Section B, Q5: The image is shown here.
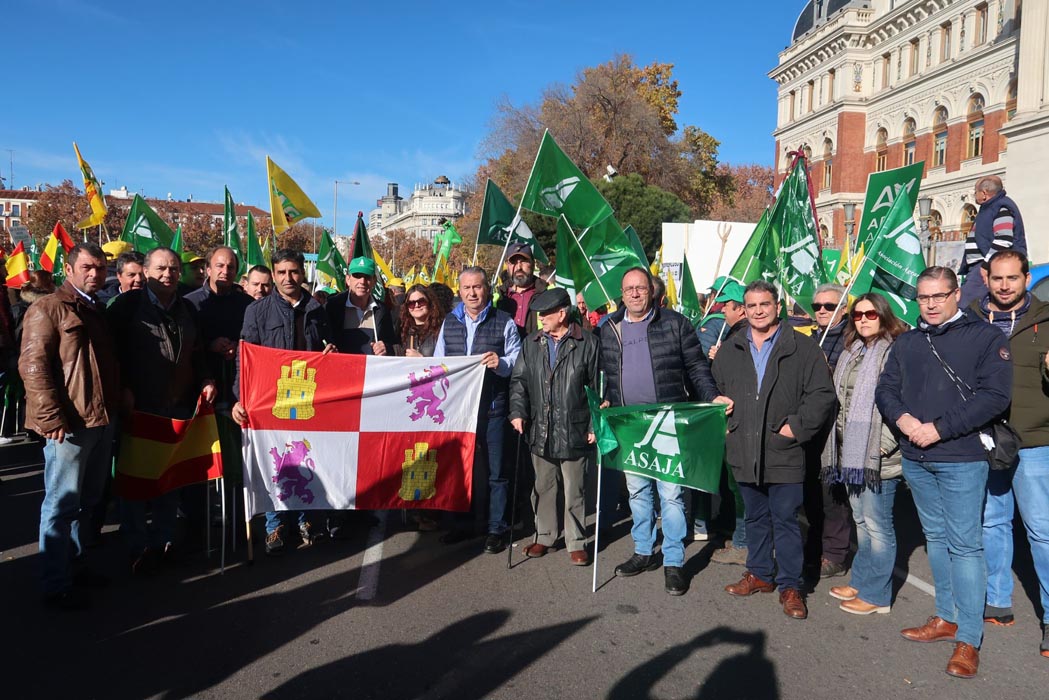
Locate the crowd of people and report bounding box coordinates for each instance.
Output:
[0,176,1044,680]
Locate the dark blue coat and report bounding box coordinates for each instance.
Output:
[875,310,1012,462]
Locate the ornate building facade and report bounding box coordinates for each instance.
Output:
[367,176,468,242]
[770,0,1039,260]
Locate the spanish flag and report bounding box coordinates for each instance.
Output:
[266,156,321,235]
[4,241,31,288]
[73,142,108,229]
[115,401,224,500]
[40,222,75,273]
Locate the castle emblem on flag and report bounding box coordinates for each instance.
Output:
[400,442,438,501]
[406,364,450,424]
[271,439,317,504]
[273,360,317,420]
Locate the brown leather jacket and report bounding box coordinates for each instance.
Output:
[18,281,120,433]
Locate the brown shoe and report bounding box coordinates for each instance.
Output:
[569,550,589,566]
[725,571,776,597]
[945,642,979,678]
[901,616,958,643]
[523,543,548,558]
[780,588,808,619]
[829,585,858,601]
[840,597,890,615]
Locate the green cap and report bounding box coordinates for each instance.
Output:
[347,256,376,276]
[714,280,744,304]
[181,251,203,264]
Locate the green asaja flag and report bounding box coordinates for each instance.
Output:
[623,224,648,267]
[316,228,348,292]
[520,130,613,230]
[350,212,384,301]
[770,156,826,312]
[120,194,175,253]
[850,185,924,324]
[855,162,925,254]
[245,211,266,268]
[555,214,644,309]
[726,206,777,286]
[223,187,245,263]
[476,179,549,264]
[678,254,703,328]
[586,388,726,493]
[171,225,184,257]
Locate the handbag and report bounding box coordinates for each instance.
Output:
[925,334,1021,471]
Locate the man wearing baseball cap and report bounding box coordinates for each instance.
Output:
[325,256,399,357]
[496,242,547,338]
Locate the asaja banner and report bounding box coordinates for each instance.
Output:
[855,162,925,253]
[240,343,486,516]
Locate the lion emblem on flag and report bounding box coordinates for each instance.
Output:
[270,439,316,504]
[406,364,451,424]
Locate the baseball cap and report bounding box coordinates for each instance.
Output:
[347,256,376,276]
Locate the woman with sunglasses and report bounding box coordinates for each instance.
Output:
[822,292,908,614]
[399,285,443,358]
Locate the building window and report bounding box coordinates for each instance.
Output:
[975,4,988,46]
[930,210,943,240]
[788,91,796,122]
[881,53,891,88]
[875,128,888,172]
[10,204,19,216]
[941,23,952,62]
[909,39,920,76]
[961,205,978,236]
[933,106,948,167]
[807,80,815,112]
[903,118,917,166]
[967,94,985,159]
[1006,80,1017,121]
[822,138,833,189]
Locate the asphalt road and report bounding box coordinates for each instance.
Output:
[3,446,1048,700]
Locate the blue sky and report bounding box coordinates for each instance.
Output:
[4,0,803,233]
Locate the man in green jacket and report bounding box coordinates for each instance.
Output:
[972,250,1049,657]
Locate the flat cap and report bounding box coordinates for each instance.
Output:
[530,287,571,314]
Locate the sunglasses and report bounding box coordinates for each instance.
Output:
[406,298,429,309]
[811,302,838,313]
[851,309,879,321]
[350,273,373,281]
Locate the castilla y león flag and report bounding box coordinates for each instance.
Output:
[239,343,485,516]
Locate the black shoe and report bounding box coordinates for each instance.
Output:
[483,533,508,554]
[440,528,476,545]
[43,589,90,611]
[984,604,1015,626]
[664,566,689,596]
[265,526,286,556]
[73,568,111,589]
[299,521,324,546]
[615,554,657,577]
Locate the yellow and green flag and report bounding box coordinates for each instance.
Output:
[73,142,107,229]
[266,156,321,234]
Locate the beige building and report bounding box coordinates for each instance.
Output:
[368,176,467,242]
[770,0,1046,262]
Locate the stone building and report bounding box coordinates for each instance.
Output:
[368,176,467,242]
[769,0,1045,261]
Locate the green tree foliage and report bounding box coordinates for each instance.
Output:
[595,173,691,259]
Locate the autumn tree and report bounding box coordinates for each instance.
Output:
[707,164,775,223]
[25,180,124,247]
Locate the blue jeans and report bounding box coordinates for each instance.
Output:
[264,510,311,535]
[738,482,804,591]
[626,474,686,567]
[848,478,900,608]
[986,445,1049,622]
[120,491,180,556]
[459,415,508,534]
[903,458,988,647]
[39,424,115,595]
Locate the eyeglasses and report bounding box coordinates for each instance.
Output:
[851,309,879,321]
[916,291,955,304]
[406,298,429,309]
[621,285,650,296]
[350,273,373,281]
[811,302,838,313]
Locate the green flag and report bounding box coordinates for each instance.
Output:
[586,387,726,494]
[520,131,613,230]
[476,179,549,264]
[623,225,648,267]
[223,187,245,263]
[351,212,384,301]
[770,157,826,311]
[850,186,925,324]
[678,255,703,327]
[726,207,777,286]
[855,162,925,254]
[26,235,41,270]
[120,194,175,252]
[554,214,644,309]
[245,211,266,268]
[316,228,348,292]
[171,225,184,257]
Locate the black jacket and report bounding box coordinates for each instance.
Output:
[599,305,718,406]
[325,292,400,355]
[508,323,599,459]
[184,284,253,405]
[234,292,331,400]
[876,309,1013,462]
[712,323,836,484]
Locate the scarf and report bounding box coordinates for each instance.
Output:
[822,337,891,492]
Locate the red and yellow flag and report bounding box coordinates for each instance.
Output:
[73,142,108,229]
[4,241,31,288]
[41,222,75,273]
[115,401,223,500]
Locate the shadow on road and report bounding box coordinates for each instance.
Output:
[606,626,779,700]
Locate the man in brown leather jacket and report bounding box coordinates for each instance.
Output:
[19,242,120,610]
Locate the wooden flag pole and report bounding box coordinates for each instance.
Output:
[591,371,606,594]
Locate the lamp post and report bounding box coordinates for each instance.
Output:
[918,196,933,265]
[843,202,856,250]
[333,179,361,238]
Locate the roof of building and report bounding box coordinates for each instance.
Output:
[792,0,869,43]
[0,189,42,200]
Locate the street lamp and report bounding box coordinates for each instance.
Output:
[333,179,361,238]
[918,196,933,265]
[843,202,856,249]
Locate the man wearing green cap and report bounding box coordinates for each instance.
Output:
[698,280,746,359]
[179,252,205,296]
[325,256,399,356]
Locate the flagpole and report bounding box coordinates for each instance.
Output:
[568,216,616,309]
[243,432,254,563]
[492,130,547,280]
[818,259,867,347]
[592,371,606,594]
